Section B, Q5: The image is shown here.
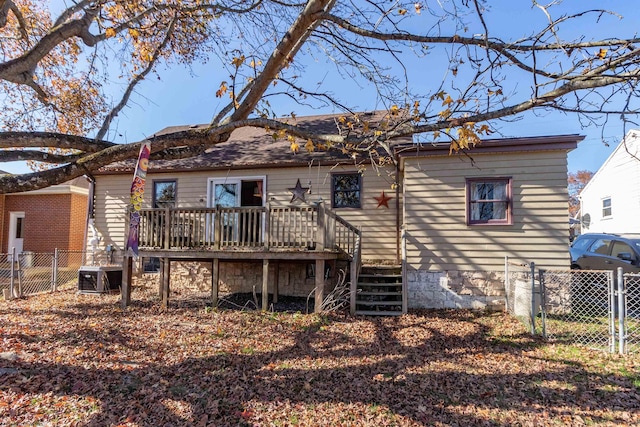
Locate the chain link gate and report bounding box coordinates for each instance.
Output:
[538,269,615,352]
[621,273,639,353]
[505,256,638,354]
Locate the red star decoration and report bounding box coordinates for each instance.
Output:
[374,191,393,208]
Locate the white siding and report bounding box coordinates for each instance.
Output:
[403,150,571,271]
[580,131,640,234]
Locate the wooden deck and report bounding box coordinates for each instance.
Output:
[121,204,362,313]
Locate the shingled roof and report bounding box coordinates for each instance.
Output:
[98,112,409,174]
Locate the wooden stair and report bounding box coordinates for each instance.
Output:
[354,265,404,316]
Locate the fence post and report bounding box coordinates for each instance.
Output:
[52,248,59,292]
[540,269,546,339]
[504,256,509,310]
[9,247,15,299]
[607,270,616,354]
[530,261,536,335]
[617,267,625,355]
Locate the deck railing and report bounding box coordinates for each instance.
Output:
[137,204,360,258]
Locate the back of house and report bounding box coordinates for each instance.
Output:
[88,114,581,312]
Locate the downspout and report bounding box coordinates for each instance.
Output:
[82,175,95,265]
[395,160,402,264]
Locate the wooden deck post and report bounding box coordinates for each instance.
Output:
[211,258,219,307]
[120,254,133,309]
[214,207,221,250]
[315,258,325,313]
[161,257,170,309]
[262,259,269,311]
[264,202,270,250]
[273,262,279,304]
[316,203,325,251]
[163,208,171,249]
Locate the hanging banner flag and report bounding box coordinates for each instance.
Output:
[126,142,151,257]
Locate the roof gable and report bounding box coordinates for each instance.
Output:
[580,129,640,196]
[99,112,410,174]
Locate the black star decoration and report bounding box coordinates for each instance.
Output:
[288,179,309,203]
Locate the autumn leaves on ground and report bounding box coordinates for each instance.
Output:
[0,288,638,427]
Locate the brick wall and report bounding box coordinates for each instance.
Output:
[69,193,89,251]
[2,193,88,253]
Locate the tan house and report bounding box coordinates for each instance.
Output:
[89,113,582,315]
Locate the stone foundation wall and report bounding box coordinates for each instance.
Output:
[407,269,505,311]
[132,260,344,298]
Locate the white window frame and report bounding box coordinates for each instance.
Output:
[206,176,266,242]
[602,197,612,219]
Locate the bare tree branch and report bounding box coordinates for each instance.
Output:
[96,15,179,140]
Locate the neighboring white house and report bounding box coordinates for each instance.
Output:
[579,130,640,234]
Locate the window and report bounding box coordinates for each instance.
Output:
[611,241,635,260]
[148,181,176,273]
[571,236,594,252]
[142,257,161,273]
[589,239,611,255]
[602,197,612,218]
[153,180,176,208]
[15,217,23,239]
[332,173,361,208]
[467,178,512,225]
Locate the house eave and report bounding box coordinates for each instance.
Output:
[93,158,364,176]
[396,134,584,159]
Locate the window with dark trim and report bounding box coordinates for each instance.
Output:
[142,257,161,273]
[602,197,612,218]
[466,178,512,225]
[153,180,177,208]
[332,173,362,208]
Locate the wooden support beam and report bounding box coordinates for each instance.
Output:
[315,258,325,313]
[120,255,132,309]
[273,262,279,304]
[262,259,269,311]
[161,257,170,309]
[211,258,219,308]
[350,259,357,315]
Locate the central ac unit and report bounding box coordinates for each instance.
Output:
[78,266,122,294]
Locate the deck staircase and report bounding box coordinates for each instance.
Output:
[354,265,405,316]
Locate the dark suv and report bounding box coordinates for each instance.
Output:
[570,233,640,273]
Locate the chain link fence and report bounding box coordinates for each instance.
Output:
[0,250,108,299]
[624,273,639,353]
[505,257,638,355]
[539,269,615,353]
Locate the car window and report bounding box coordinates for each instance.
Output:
[571,237,593,251]
[611,241,635,259]
[588,239,611,255]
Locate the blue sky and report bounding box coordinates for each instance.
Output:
[2,1,636,175]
